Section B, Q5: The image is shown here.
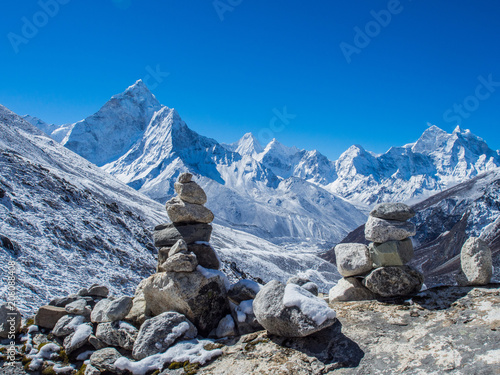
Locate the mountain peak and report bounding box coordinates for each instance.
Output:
[411,125,449,154]
[234,132,263,156]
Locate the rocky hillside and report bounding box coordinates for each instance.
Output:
[321,168,500,287]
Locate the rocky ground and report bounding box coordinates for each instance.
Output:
[2,284,498,375]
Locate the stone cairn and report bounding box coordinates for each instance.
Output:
[330,202,424,302]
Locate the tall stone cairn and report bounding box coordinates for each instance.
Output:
[329,202,424,302]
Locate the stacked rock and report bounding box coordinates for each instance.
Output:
[330,203,424,302]
[143,172,228,336]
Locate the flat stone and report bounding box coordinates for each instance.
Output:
[65,299,89,316]
[132,311,197,360]
[154,223,212,247]
[335,243,373,277]
[253,280,337,338]
[329,277,376,303]
[370,202,416,221]
[370,239,414,267]
[178,172,193,183]
[35,305,69,329]
[53,315,88,337]
[460,237,492,285]
[0,303,22,338]
[166,197,214,224]
[188,242,220,269]
[363,266,424,297]
[49,295,80,308]
[174,181,207,205]
[63,323,93,355]
[87,284,109,297]
[158,252,198,272]
[96,321,138,351]
[365,216,416,243]
[142,270,229,336]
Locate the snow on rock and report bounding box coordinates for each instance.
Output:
[282,283,336,326]
[115,339,223,375]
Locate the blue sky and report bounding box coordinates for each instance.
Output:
[1,0,500,159]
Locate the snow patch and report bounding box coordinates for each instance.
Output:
[283,283,336,325]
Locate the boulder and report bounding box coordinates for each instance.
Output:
[142,270,229,336]
[328,277,376,303]
[65,299,90,316]
[63,323,93,355]
[91,296,133,323]
[90,347,122,373]
[215,314,237,338]
[370,239,414,267]
[174,181,207,205]
[154,223,212,247]
[35,305,69,329]
[166,197,214,224]
[158,252,198,273]
[96,321,138,351]
[370,202,416,221]
[228,279,262,303]
[49,295,80,308]
[188,242,221,269]
[363,266,424,297]
[253,280,336,337]
[178,172,193,183]
[53,315,88,337]
[87,284,109,298]
[365,216,416,243]
[334,243,373,277]
[286,277,319,296]
[460,237,493,285]
[132,311,197,360]
[0,303,22,338]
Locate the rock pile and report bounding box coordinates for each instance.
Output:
[330,202,424,302]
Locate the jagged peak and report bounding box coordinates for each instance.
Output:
[233,132,264,156]
[110,79,161,108]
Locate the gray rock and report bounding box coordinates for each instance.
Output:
[168,239,189,257]
[370,202,415,221]
[88,334,107,350]
[158,252,198,273]
[84,364,101,375]
[124,279,150,326]
[87,284,109,297]
[228,279,261,303]
[77,287,89,296]
[174,181,207,205]
[370,239,414,267]
[365,216,416,243]
[90,347,122,373]
[286,277,319,296]
[460,237,492,285]
[0,303,22,339]
[49,295,80,308]
[215,314,237,338]
[96,321,138,351]
[166,197,214,224]
[63,323,93,355]
[188,242,220,269]
[91,296,132,323]
[132,311,197,360]
[143,270,229,336]
[335,243,373,277]
[328,277,376,303]
[253,280,337,337]
[35,305,69,329]
[106,296,133,322]
[154,223,213,247]
[64,299,90,316]
[363,266,424,297]
[178,172,193,183]
[53,314,89,337]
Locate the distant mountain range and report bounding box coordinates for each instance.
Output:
[24,80,500,249]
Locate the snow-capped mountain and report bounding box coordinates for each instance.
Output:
[35,81,366,248]
[29,81,500,248]
[0,105,342,314]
